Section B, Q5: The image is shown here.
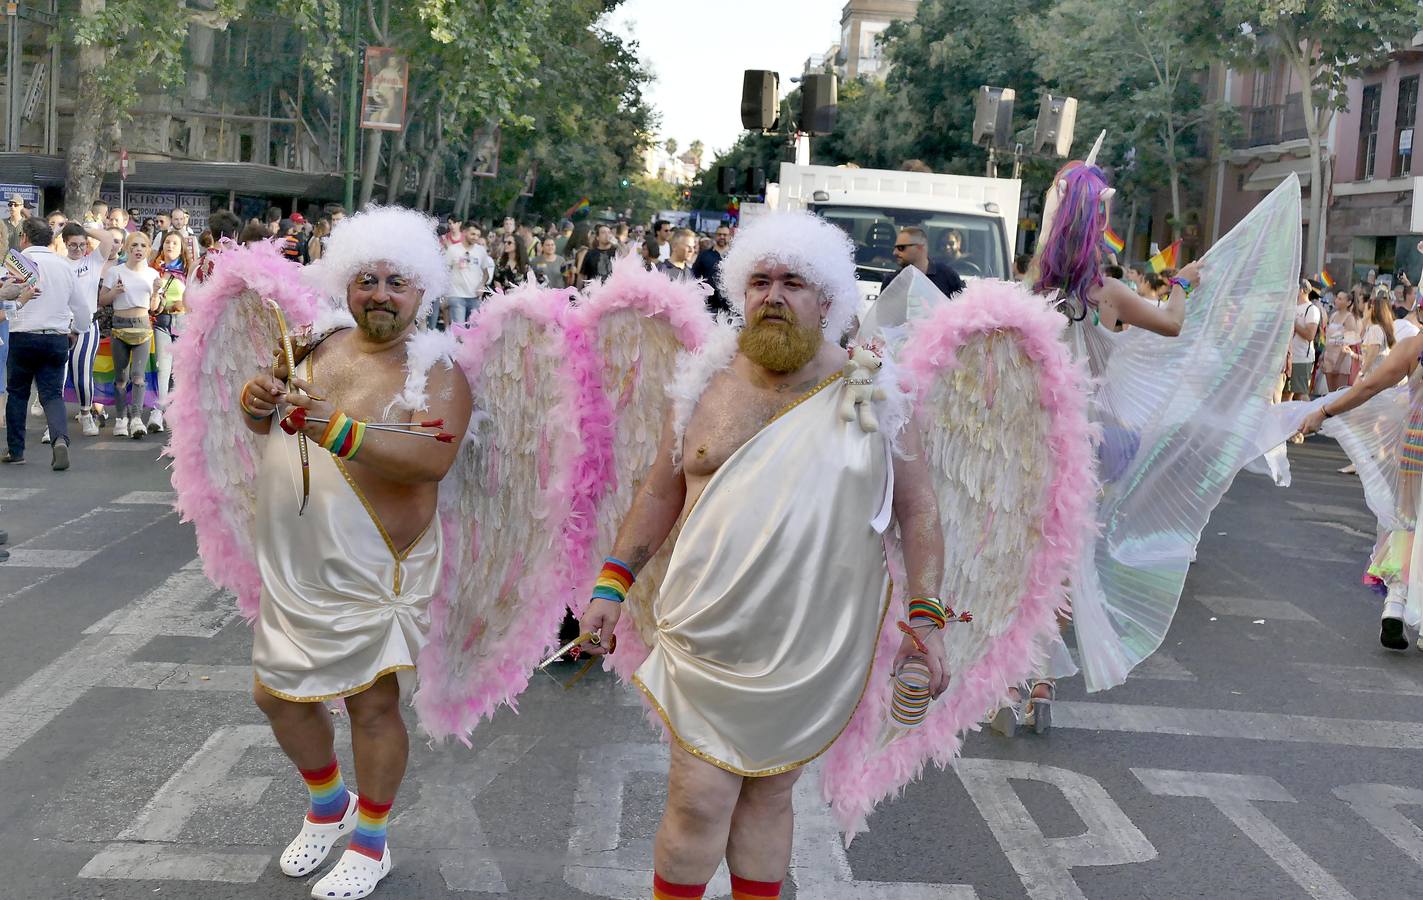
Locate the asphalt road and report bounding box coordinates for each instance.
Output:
[0,413,1418,900]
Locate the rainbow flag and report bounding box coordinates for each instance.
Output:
[1148,240,1182,274]
[1319,270,1335,289]
[563,197,590,218]
[63,336,160,409]
[1102,227,1125,255]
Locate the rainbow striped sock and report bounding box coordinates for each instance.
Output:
[652,873,706,899]
[348,795,393,861]
[730,874,782,899]
[298,758,349,824]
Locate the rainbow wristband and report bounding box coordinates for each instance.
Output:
[591,556,635,604]
[318,411,367,460]
[907,597,948,630]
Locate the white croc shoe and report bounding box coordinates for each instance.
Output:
[279,791,358,877]
[310,847,392,899]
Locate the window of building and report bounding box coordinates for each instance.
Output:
[1360,84,1383,180]
[1396,76,1419,177]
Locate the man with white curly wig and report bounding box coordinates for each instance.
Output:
[236,205,472,899]
[578,210,948,899]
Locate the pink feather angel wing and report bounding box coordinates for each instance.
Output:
[412,282,588,743]
[820,279,1098,841]
[166,242,321,619]
[562,255,715,680]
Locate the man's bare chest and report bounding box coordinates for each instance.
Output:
[681,373,817,478]
[308,343,409,421]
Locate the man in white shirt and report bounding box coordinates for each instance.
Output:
[4,217,86,469]
[441,222,494,327]
[1285,283,1322,404]
[60,222,117,436]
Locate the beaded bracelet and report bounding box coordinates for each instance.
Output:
[318,410,367,460]
[591,556,635,604]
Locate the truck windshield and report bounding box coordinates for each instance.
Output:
[811,205,1006,282]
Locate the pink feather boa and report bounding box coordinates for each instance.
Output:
[165,241,320,620]
[562,255,713,677]
[818,278,1097,841]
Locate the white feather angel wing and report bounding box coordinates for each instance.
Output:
[413,283,588,742]
[563,256,716,680]
[166,242,321,619]
[820,278,1097,841]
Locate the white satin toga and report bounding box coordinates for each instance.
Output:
[252,427,440,702]
[634,376,894,776]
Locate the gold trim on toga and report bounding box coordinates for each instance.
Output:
[633,375,894,776]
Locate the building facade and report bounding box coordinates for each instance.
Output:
[836,0,919,81]
[1205,34,1423,286]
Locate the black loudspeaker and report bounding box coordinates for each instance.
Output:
[718,166,740,194]
[800,73,838,135]
[745,168,766,195]
[973,86,1016,148]
[741,70,779,131]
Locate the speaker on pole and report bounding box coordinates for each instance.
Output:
[717,166,740,194]
[972,86,1016,148]
[1033,93,1078,157]
[800,73,838,136]
[741,70,779,132]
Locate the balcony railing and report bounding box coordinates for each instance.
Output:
[1235,96,1310,149]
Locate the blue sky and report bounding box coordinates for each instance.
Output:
[604,0,843,161]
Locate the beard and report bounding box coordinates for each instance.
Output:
[354,302,415,343]
[738,306,823,373]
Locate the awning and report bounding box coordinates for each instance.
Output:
[1243,157,1313,192]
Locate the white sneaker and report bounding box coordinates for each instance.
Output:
[310,847,392,899]
[41,429,50,445]
[129,419,147,439]
[28,398,41,417]
[80,413,98,437]
[113,416,129,438]
[147,409,165,433]
[279,791,358,877]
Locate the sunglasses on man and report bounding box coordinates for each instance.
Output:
[894,242,923,251]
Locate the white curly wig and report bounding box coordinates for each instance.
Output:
[301,205,451,320]
[717,209,860,338]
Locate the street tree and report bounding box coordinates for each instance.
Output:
[1028,0,1221,243]
[63,0,246,217]
[1198,0,1421,272]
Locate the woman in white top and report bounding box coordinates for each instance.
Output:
[1322,289,1362,391]
[97,232,158,438]
[1360,286,1398,380]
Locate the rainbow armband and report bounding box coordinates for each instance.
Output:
[319,410,367,460]
[592,556,635,604]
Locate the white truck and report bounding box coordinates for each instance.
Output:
[754,162,1021,304]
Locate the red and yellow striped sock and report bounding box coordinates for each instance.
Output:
[730,873,782,899]
[652,872,706,899]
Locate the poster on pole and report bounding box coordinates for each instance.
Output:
[360,47,408,132]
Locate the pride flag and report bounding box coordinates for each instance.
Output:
[1102,227,1125,255]
[563,197,590,218]
[1320,270,1336,289]
[1148,240,1182,274]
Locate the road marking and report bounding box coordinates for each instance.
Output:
[1334,783,1423,869]
[91,440,167,452]
[113,489,177,505]
[0,487,41,500]
[1195,595,1319,623]
[79,725,275,883]
[958,759,1155,900]
[393,734,542,892]
[1261,541,1358,565]
[1133,769,1357,900]
[0,558,206,763]
[1055,701,1423,748]
[1,548,99,568]
[83,561,230,637]
[1288,500,1374,521]
[0,505,175,606]
[1293,663,1423,697]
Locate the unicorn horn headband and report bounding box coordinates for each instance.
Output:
[1084,130,1106,168]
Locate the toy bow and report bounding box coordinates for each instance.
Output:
[265,298,310,515]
